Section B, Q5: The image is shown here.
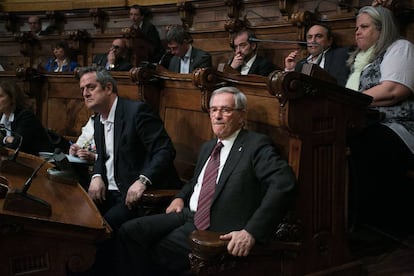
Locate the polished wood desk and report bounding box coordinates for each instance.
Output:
[0,150,109,276]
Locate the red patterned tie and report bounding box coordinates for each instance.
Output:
[194,142,223,230]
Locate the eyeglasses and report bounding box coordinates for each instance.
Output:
[111,45,121,49]
[209,106,242,116]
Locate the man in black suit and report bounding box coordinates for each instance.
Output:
[229,29,279,76]
[165,25,212,73]
[284,23,349,86]
[92,38,132,71]
[28,15,51,36]
[117,86,296,276]
[78,66,181,275]
[129,4,165,63]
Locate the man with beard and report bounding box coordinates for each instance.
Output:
[229,29,279,76]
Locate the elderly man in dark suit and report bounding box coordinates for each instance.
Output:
[92,38,132,71]
[229,29,279,76]
[284,23,349,86]
[117,86,296,276]
[78,66,181,275]
[165,25,212,73]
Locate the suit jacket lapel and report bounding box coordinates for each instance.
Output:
[248,58,259,74]
[323,49,333,72]
[113,98,125,168]
[192,139,217,186]
[189,48,199,72]
[212,130,247,201]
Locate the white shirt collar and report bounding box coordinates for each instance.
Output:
[241,54,257,75]
[100,96,118,125]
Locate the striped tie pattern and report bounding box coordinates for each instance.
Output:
[194,142,223,230]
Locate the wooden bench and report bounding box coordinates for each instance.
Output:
[130,65,373,275]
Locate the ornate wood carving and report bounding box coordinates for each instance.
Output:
[291,11,316,42]
[224,0,248,33]
[89,8,108,33]
[192,67,217,112]
[279,0,296,18]
[130,66,156,102]
[45,11,66,34]
[65,30,91,66]
[177,1,194,29]
[15,32,40,57]
[1,13,19,33]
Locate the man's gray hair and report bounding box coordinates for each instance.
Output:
[210,86,247,110]
[78,66,118,94]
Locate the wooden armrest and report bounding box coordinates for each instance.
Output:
[190,230,301,258]
[190,230,228,257]
[189,230,302,275]
[141,189,179,204]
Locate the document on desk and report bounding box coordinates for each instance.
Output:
[66,154,88,164]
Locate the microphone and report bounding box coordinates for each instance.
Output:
[248,37,321,46]
[3,156,52,217]
[158,50,172,65]
[21,158,48,194]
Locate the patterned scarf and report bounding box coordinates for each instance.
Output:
[345,46,375,91]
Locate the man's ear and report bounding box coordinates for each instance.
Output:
[251,42,257,51]
[105,82,113,94]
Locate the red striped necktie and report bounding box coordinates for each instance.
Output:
[194,141,224,230]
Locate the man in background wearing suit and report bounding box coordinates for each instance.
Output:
[229,29,279,76]
[28,15,50,36]
[78,66,181,275]
[117,86,296,276]
[129,4,165,63]
[284,23,349,86]
[165,25,212,73]
[92,38,132,71]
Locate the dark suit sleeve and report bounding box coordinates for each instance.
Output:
[93,116,106,178]
[114,58,132,71]
[249,56,278,76]
[190,48,212,72]
[325,47,350,87]
[244,136,296,242]
[10,109,53,154]
[131,103,177,186]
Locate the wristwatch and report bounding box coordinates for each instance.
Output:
[138,175,151,186]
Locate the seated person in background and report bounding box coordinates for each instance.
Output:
[69,115,97,190]
[118,86,296,276]
[69,115,96,163]
[129,4,165,63]
[165,25,212,74]
[44,40,79,73]
[78,66,182,275]
[284,23,349,86]
[0,80,53,156]
[92,38,132,71]
[229,29,279,76]
[346,6,414,229]
[28,15,50,36]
